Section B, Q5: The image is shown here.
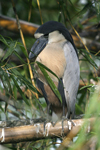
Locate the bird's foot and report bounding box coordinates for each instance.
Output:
[43,115,56,136]
[69,119,75,126]
[61,116,75,137]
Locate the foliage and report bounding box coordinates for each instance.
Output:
[0,0,100,150]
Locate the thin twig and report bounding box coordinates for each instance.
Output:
[37,0,43,24]
[11,0,38,99]
[28,0,32,22]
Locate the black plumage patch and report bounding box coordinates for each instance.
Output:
[35,21,78,56]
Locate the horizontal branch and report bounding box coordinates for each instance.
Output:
[73,35,100,53]
[0,15,100,54]
[0,15,39,36]
[0,118,95,144]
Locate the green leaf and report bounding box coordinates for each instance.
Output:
[17,42,28,58]
[6,63,40,95]
[11,76,30,106]
[0,66,13,95]
[0,34,9,47]
[79,84,93,91]
[0,104,5,113]
[75,103,84,114]
[94,1,100,22]
[80,49,98,69]
[13,51,26,64]
[2,42,17,61]
[36,61,59,80]
[13,84,17,99]
[37,62,62,104]
[77,2,92,18]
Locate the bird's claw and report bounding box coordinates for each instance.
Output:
[43,116,56,135]
[61,116,75,136]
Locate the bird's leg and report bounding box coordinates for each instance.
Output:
[61,104,67,136]
[43,102,52,133]
[47,103,51,116]
[69,114,75,126]
[62,106,75,136]
[47,104,56,126]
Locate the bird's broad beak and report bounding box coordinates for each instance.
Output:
[29,36,48,60]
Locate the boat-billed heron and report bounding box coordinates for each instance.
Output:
[29,21,80,122]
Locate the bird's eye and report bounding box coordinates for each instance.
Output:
[44,34,48,38]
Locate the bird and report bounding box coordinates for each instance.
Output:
[29,21,80,122]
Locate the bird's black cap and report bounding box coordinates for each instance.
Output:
[35,21,77,55]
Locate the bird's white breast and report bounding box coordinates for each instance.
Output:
[34,39,67,84]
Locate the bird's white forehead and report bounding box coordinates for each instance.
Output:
[34,33,44,38]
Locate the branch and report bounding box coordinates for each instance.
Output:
[0,15,39,36]
[0,118,95,144]
[73,35,100,53]
[0,15,100,54]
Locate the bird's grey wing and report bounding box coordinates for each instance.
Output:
[63,41,80,118]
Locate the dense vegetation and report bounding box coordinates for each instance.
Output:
[0,0,100,149]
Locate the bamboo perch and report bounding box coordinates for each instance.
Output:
[0,15,39,36]
[0,118,95,144]
[0,15,100,54]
